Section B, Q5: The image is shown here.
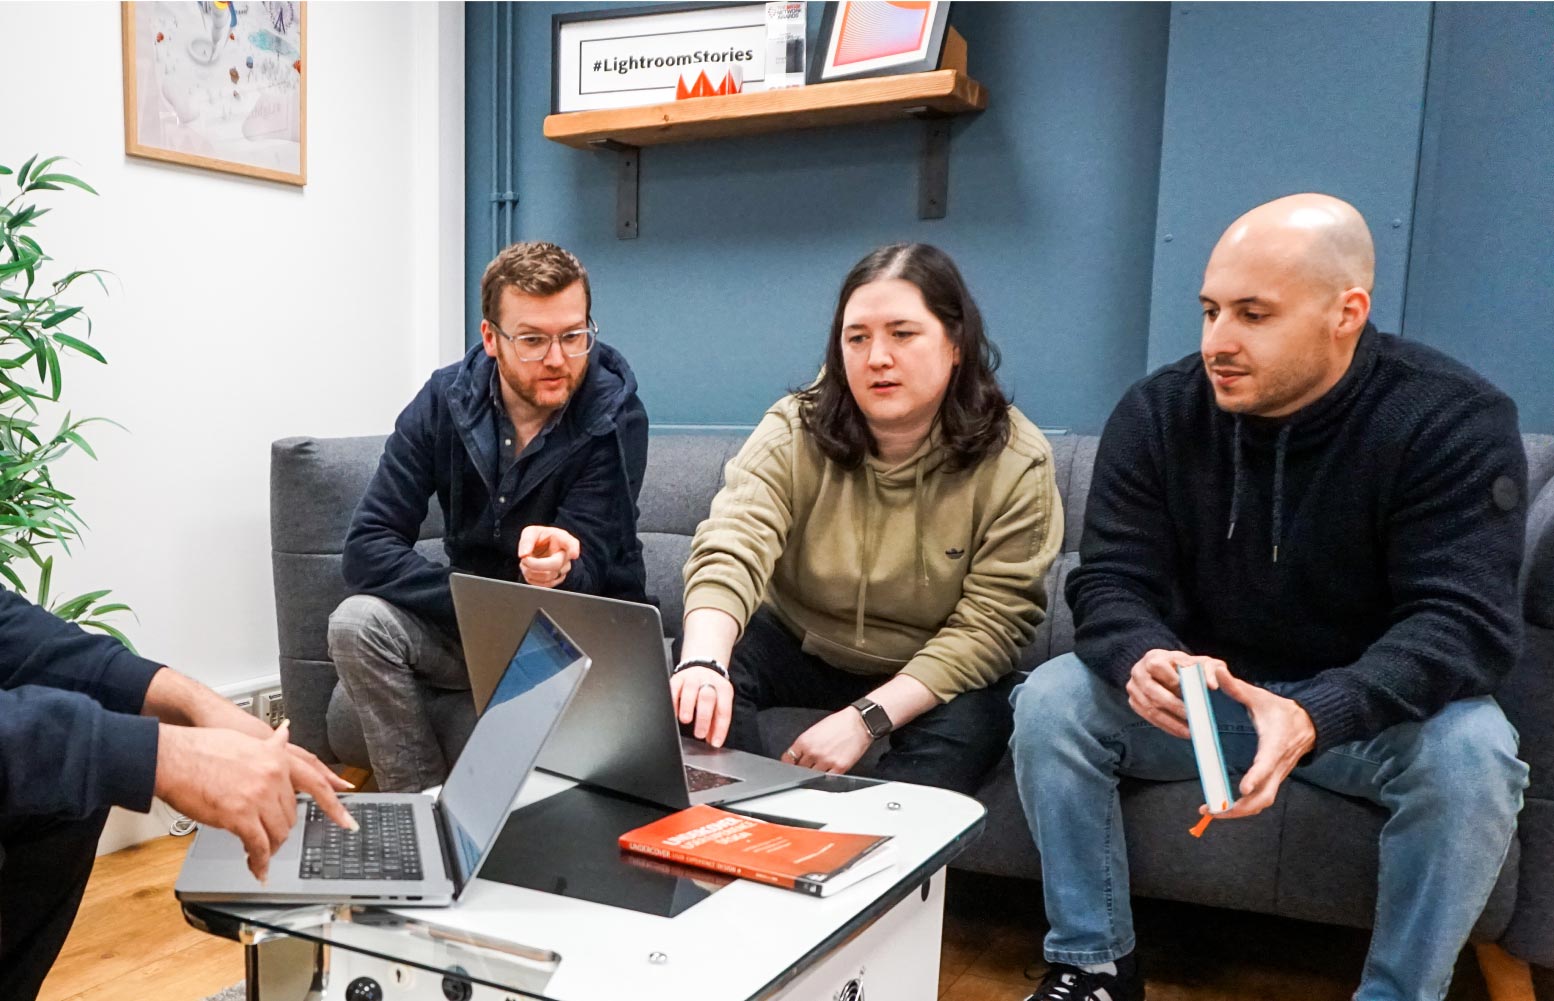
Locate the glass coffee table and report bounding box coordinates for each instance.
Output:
[182,772,985,1001]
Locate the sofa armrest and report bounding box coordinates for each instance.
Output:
[279,656,340,762]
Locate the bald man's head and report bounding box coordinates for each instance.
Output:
[1213,193,1376,295]
[1197,194,1377,418]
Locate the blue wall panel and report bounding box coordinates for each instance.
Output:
[471,2,1170,432]
[1403,3,1554,434]
[1146,2,1433,370]
[466,2,1552,433]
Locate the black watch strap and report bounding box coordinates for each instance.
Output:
[673,658,730,681]
[851,697,893,739]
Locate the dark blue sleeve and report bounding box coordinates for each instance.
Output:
[341,379,457,633]
[1290,393,1526,753]
[1,588,164,816]
[1065,384,1187,686]
[553,392,649,600]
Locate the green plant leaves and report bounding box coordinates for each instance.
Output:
[0,154,131,644]
[31,174,98,196]
[52,331,104,363]
[40,306,82,329]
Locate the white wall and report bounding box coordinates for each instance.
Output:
[0,2,465,849]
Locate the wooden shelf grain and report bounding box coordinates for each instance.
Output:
[543,69,986,149]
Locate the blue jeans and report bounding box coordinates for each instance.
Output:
[1009,652,1529,1001]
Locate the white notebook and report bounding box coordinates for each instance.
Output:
[1178,662,1236,814]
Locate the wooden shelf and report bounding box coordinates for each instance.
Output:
[543,69,986,150]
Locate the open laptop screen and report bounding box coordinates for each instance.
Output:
[437,610,588,889]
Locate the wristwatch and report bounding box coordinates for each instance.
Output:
[850,697,894,739]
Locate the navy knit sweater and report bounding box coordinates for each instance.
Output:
[1066,324,1527,754]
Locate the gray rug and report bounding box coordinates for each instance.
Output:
[201,985,244,1001]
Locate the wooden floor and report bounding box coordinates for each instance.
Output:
[938,870,1494,1001]
[38,838,1516,1001]
[37,836,242,1001]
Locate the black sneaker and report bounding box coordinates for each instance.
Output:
[1023,952,1144,1001]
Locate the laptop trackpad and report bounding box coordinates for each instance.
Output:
[684,763,739,792]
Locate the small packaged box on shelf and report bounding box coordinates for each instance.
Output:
[765,1,806,90]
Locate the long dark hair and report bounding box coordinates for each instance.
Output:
[796,243,1010,472]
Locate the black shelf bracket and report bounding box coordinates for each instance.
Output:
[588,139,640,240]
[913,111,954,220]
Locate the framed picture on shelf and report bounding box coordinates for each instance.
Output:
[809,0,952,84]
[121,1,307,186]
[552,2,772,114]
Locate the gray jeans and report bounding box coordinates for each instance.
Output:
[327,595,470,792]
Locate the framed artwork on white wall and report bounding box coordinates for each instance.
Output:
[121,1,307,186]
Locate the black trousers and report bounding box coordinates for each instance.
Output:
[722,607,1015,796]
[0,810,109,1001]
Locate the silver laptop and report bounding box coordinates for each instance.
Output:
[175,609,591,906]
[449,574,815,810]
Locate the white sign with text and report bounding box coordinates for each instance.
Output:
[554,4,770,113]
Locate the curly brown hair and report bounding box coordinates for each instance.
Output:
[796,243,1010,473]
[479,241,591,324]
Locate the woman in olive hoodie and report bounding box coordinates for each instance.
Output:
[673,244,1064,795]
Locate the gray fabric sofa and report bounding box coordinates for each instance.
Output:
[271,429,1554,974]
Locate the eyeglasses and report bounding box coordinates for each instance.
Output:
[489,319,598,362]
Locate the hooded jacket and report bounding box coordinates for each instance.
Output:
[1066,324,1526,755]
[342,341,649,638]
[683,395,1064,702]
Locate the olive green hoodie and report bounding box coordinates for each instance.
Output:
[683,395,1064,701]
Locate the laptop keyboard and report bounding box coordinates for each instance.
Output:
[299,802,424,881]
[684,764,739,792]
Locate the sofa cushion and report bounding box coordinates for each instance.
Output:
[1502,796,1554,965]
[637,434,743,535]
[1524,434,1554,501]
[1502,623,1554,800]
[643,531,693,638]
[272,436,443,554]
[1030,551,1081,665]
[1523,475,1554,629]
[1061,435,1101,553]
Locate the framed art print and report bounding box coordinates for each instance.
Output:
[122,1,307,186]
[810,1,952,83]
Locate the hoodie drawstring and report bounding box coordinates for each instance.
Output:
[1227,418,1244,541]
[854,465,881,646]
[1226,417,1291,563]
[1271,424,1290,563]
[913,460,928,586]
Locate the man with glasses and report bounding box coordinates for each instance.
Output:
[329,241,649,792]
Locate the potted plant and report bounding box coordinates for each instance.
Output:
[1,155,132,644]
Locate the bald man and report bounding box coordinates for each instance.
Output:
[1009,194,1528,1001]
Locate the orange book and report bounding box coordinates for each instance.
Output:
[619,804,895,897]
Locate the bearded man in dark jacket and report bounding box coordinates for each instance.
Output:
[331,241,648,793]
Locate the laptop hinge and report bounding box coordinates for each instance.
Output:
[432,801,464,897]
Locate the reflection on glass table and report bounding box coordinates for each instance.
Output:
[182,900,560,997]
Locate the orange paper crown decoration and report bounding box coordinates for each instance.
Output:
[676,64,743,100]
